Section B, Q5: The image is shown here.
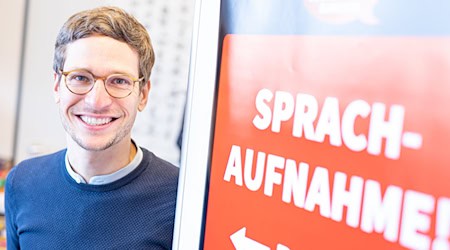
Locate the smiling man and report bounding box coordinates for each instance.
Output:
[5,6,179,249]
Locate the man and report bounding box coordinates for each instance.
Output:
[5,6,179,249]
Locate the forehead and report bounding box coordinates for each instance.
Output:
[64,36,139,76]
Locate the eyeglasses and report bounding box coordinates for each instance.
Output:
[60,69,144,98]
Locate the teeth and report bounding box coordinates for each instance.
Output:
[80,116,113,126]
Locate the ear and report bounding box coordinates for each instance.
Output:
[53,72,61,103]
[138,80,151,111]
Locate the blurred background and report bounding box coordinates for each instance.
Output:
[0,0,195,168]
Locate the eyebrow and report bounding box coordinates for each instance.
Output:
[63,68,138,78]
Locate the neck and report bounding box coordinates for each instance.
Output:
[66,138,137,182]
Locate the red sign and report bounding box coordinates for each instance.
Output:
[203,35,450,250]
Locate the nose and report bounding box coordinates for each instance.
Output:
[83,79,113,109]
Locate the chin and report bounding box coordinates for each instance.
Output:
[73,135,118,152]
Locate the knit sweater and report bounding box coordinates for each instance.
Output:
[5,148,179,249]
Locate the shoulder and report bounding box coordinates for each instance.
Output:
[140,147,179,187]
[6,149,66,187]
[141,147,179,175]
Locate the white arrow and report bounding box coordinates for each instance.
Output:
[230,227,270,250]
[230,227,291,250]
[277,244,290,250]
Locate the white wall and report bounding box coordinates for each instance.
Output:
[0,0,25,161]
[7,0,193,165]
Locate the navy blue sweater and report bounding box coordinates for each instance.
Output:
[5,148,179,249]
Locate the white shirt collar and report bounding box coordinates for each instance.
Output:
[65,144,143,185]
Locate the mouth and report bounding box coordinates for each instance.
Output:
[78,115,118,126]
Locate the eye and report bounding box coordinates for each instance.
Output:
[109,77,133,86]
[73,75,90,82]
[67,72,92,83]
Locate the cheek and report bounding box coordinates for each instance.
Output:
[123,100,141,118]
[57,100,72,116]
[58,94,81,112]
[126,103,139,116]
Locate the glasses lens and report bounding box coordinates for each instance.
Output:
[105,74,135,98]
[66,71,94,94]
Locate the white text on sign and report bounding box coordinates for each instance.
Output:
[222,89,449,249]
[252,89,423,159]
[223,145,450,250]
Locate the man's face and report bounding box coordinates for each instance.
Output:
[53,36,149,151]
